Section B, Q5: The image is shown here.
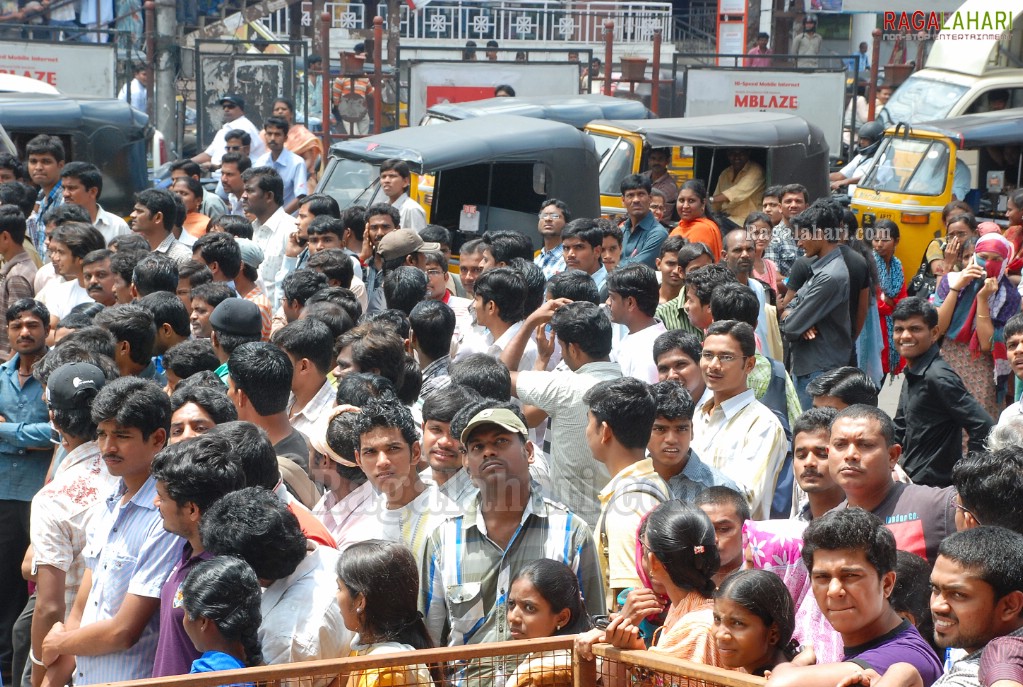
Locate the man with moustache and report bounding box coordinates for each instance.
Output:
[82,250,118,307]
[0,299,52,681]
[39,377,181,685]
[791,407,845,521]
[827,404,956,565]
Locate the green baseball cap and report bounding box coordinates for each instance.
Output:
[460,407,528,445]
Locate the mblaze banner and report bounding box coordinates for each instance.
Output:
[0,40,116,98]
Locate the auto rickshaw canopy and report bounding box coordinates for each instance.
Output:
[903,107,1023,149]
[424,94,652,129]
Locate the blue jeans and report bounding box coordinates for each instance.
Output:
[795,370,825,412]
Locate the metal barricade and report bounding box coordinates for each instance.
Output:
[96,637,769,687]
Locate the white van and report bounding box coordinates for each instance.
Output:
[880,0,1023,125]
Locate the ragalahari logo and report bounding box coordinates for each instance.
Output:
[882,8,1012,41]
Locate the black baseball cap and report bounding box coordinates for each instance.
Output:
[46,362,105,410]
[209,298,262,337]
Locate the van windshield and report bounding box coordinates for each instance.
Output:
[589,131,635,196]
[318,158,381,207]
[880,75,969,125]
[859,136,950,196]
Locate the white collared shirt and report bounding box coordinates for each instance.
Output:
[612,320,666,384]
[260,544,352,664]
[691,388,787,520]
[287,378,336,438]
[94,205,130,245]
[252,206,297,306]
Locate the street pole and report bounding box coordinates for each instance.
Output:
[154,0,177,155]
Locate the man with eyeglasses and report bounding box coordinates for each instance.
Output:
[534,199,569,280]
[690,319,786,520]
[191,94,266,171]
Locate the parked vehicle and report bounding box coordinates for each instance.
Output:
[851,107,1023,267]
[879,0,1023,126]
[317,114,600,252]
[420,93,651,128]
[0,93,151,215]
[584,112,830,216]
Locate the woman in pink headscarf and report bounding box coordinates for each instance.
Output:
[935,232,1020,419]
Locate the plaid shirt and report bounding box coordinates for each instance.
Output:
[421,488,605,667]
[533,245,566,281]
[764,222,801,276]
[0,252,36,356]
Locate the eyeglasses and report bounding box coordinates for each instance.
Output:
[700,352,747,364]
[538,213,562,220]
[222,103,239,110]
[954,501,978,522]
[425,269,446,278]
[225,145,243,151]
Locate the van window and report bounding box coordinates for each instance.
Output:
[881,76,969,125]
[590,132,635,196]
[964,88,1023,114]
[859,137,950,196]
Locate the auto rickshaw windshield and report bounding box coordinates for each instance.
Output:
[590,132,636,195]
[858,136,951,196]
[318,157,381,207]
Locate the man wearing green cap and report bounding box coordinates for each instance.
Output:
[420,399,605,682]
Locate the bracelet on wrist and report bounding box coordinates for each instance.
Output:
[29,648,44,667]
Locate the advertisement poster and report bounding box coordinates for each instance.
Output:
[685,69,846,153]
[409,62,581,124]
[0,41,116,98]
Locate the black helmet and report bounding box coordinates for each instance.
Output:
[857,120,885,157]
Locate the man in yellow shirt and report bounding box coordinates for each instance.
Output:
[712,148,765,226]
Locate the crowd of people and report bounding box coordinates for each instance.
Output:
[0,114,1019,687]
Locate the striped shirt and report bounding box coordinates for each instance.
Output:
[691,389,788,521]
[654,287,704,336]
[76,476,183,685]
[420,488,606,658]
[650,591,721,666]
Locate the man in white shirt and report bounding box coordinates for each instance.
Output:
[218,153,250,216]
[190,94,266,170]
[690,319,787,520]
[37,223,105,327]
[200,487,351,664]
[607,263,665,384]
[241,166,295,306]
[254,116,308,215]
[372,159,426,232]
[465,266,536,371]
[501,299,622,527]
[721,229,772,356]
[59,162,129,246]
[117,64,148,112]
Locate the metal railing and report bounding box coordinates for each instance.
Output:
[97,636,769,687]
[289,0,672,43]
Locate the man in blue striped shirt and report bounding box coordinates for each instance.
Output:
[40,378,182,686]
[420,401,605,683]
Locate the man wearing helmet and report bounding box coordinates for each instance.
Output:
[830,120,885,192]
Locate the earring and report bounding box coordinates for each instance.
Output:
[555,624,561,631]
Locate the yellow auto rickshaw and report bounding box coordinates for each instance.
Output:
[850,107,1023,267]
[584,112,831,217]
